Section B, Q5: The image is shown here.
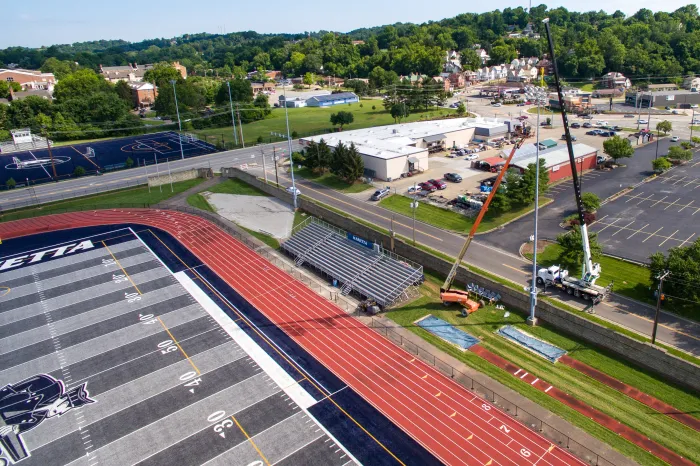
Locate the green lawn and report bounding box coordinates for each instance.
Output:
[193,101,457,147]
[386,277,700,466]
[1,178,204,222]
[379,194,551,234]
[294,167,372,193]
[186,193,214,212]
[208,178,269,196]
[525,243,652,304]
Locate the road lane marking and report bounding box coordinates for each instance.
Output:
[502,263,529,275]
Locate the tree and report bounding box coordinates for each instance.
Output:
[667,146,693,163]
[490,186,511,212]
[73,166,86,177]
[40,57,78,80]
[557,229,602,268]
[303,72,315,88]
[304,139,332,172]
[656,120,672,135]
[125,157,134,169]
[5,177,16,189]
[456,102,466,116]
[330,111,354,130]
[692,137,700,146]
[253,92,271,117]
[459,48,482,71]
[652,157,672,172]
[143,62,182,87]
[649,238,700,311]
[345,79,370,96]
[581,192,601,213]
[215,78,253,106]
[115,80,133,107]
[603,136,634,163]
[390,102,409,123]
[343,143,364,183]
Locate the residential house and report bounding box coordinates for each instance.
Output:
[536,59,553,76]
[351,40,365,46]
[129,82,157,108]
[682,76,700,91]
[251,82,276,95]
[0,68,56,90]
[464,70,478,85]
[265,70,284,81]
[0,88,53,104]
[431,76,451,92]
[601,72,631,89]
[448,72,466,89]
[474,49,490,65]
[647,83,678,92]
[444,50,463,73]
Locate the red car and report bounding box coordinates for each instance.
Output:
[419,181,437,192]
[428,179,447,190]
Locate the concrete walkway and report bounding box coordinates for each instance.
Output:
[154,176,221,208]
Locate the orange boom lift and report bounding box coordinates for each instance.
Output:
[440,138,525,313]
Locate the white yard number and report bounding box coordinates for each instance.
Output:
[207,411,233,438]
[500,425,511,434]
[102,258,115,267]
[158,340,177,354]
[126,292,142,303]
[520,449,531,458]
[139,313,157,325]
[207,411,226,423]
[247,462,263,466]
[112,274,128,284]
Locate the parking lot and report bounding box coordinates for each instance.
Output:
[590,157,700,262]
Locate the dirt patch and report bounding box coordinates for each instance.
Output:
[520,239,554,255]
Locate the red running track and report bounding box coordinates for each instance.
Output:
[0,210,586,466]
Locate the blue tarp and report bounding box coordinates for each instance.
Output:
[497,325,566,362]
[416,315,479,350]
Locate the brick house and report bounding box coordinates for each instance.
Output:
[100,61,187,83]
[601,72,631,89]
[251,82,276,95]
[448,72,466,89]
[0,68,56,90]
[129,82,157,108]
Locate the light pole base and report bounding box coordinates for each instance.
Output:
[526,316,538,326]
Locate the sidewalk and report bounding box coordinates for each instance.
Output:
[154,175,221,208]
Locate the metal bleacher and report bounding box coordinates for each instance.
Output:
[282,217,424,308]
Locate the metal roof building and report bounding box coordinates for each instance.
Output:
[306,92,359,107]
[511,143,598,182]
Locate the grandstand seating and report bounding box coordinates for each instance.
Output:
[0,136,50,154]
[282,219,423,307]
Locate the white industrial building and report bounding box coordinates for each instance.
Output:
[300,118,508,181]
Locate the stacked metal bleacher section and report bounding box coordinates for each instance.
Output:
[0,135,50,155]
[282,217,424,307]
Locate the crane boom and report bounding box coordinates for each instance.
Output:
[542,19,600,285]
[441,138,524,292]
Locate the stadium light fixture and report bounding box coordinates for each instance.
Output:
[170,79,185,160]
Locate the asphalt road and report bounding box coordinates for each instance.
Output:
[2,139,699,357]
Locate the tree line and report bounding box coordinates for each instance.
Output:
[297,139,364,183]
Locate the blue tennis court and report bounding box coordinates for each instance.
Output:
[0,131,218,186]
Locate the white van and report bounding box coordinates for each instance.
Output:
[595,120,609,127]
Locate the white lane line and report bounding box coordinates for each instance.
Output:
[519,372,528,379]
[625,192,643,203]
[544,386,553,393]
[678,200,694,213]
[594,218,620,234]
[680,233,696,247]
[650,196,668,207]
[658,230,679,247]
[664,198,681,210]
[611,221,634,236]
[530,378,539,385]
[643,227,664,243]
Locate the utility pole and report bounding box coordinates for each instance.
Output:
[170,79,185,160]
[236,103,245,148]
[260,147,268,183]
[227,81,239,146]
[166,157,173,193]
[646,91,652,131]
[144,158,151,193]
[43,129,57,181]
[655,129,661,160]
[412,183,418,244]
[691,109,695,143]
[283,83,297,209]
[273,146,279,187]
[154,154,162,193]
[651,271,670,345]
[390,215,395,251]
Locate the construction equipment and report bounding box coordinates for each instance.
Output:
[440,138,525,314]
[535,19,611,304]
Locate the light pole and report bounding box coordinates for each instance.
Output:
[226,81,239,146]
[283,83,298,209]
[524,84,548,326]
[651,271,670,345]
[170,79,185,160]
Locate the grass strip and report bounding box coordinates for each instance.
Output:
[295,167,372,194]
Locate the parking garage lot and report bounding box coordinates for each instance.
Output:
[590,157,700,262]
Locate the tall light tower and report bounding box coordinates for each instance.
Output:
[283,82,298,209]
[524,84,548,326]
[226,81,239,146]
[170,79,185,160]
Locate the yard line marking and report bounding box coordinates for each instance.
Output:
[627,224,649,240]
[680,233,696,248]
[650,196,668,207]
[611,221,634,236]
[643,227,664,243]
[663,198,681,210]
[658,230,679,247]
[678,200,694,213]
[156,316,201,375]
[595,218,620,234]
[101,241,141,295]
[230,414,271,466]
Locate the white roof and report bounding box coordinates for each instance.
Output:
[301,117,506,160]
[513,144,597,169]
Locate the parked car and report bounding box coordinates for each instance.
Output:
[624,114,635,118]
[419,181,437,192]
[370,187,391,201]
[571,122,581,128]
[599,131,616,137]
[444,173,462,182]
[582,115,593,119]
[637,119,648,124]
[517,102,526,107]
[582,122,592,128]
[672,110,679,114]
[492,102,502,107]
[596,155,607,164]
[465,153,479,161]
[586,130,601,135]
[428,179,447,190]
[665,106,671,110]
[595,120,609,127]
[692,119,700,124]
[671,136,680,142]
[561,134,577,141]
[286,186,301,196]
[613,125,623,131]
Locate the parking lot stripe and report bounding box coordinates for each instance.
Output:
[658,230,679,247]
[612,221,634,236]
[694,207,700,216]
[635,194,655,206]
[627,224,649,240]
[678,200,694,213]
[650,196,668,207]
[680,233,696,247]
[643,227,664,243]
[664,198,681,210]
[672,177,687,185]
[595,218,621,234]
[587,214,608,228]
[624,192,643,203]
